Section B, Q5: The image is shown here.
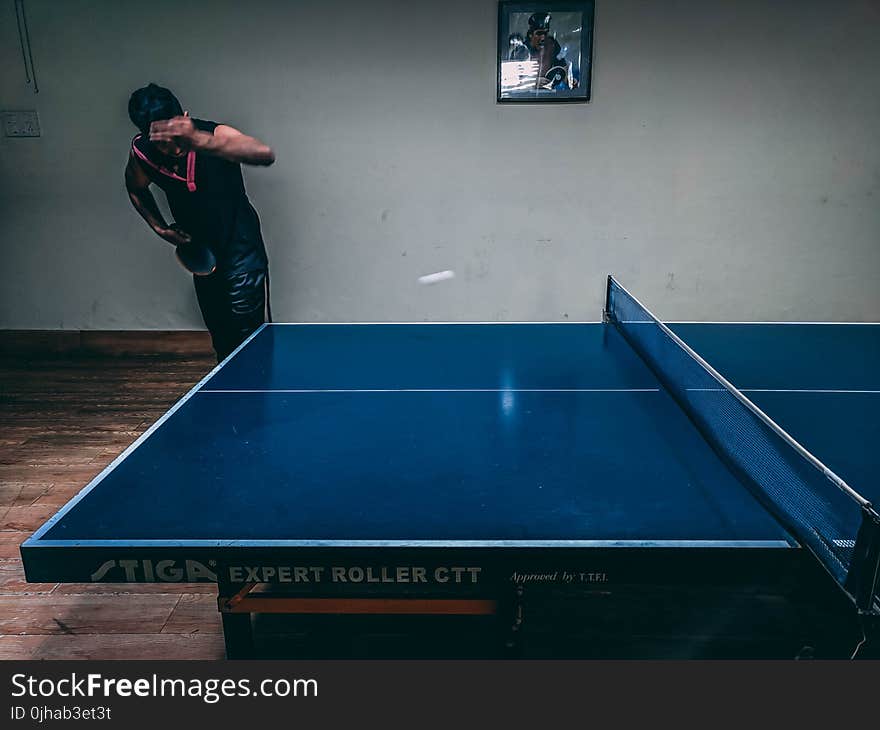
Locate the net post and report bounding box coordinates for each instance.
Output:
[602,275,614,323]
[847,506,880,613]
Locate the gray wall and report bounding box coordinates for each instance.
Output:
[1,0,878,328]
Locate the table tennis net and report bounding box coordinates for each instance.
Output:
[605,276,880,610]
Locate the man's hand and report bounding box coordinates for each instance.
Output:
[149,113,199,150]
[157,224,192,246]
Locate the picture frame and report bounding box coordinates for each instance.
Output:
[497,1,595,103]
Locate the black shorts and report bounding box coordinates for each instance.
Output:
[193,269,269,362]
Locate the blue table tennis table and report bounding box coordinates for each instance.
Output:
[21,277,880,659]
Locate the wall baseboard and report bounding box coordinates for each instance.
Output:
[0,330,214,357]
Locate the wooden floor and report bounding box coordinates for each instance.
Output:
[0,348,228,659]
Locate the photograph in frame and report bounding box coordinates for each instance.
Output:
[497,2,595,103]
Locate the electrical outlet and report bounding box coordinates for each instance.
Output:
[3,110,41,137]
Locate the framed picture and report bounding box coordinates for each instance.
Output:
[497,2,595,103]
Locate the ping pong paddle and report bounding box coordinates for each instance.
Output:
[176,241,217,276]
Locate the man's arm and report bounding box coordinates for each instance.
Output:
[149,116,276,167]
[195,124,276,166]
[124,153,191,246]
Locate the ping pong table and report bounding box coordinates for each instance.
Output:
[20,277,880,659]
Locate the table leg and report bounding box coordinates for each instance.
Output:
[218,582,255,659]
[500,583,525,657]
[221,611,254,659]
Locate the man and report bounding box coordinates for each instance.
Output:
[125,83,276,361]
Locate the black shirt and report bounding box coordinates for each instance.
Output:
[131,119,268,276]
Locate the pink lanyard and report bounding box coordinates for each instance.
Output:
[131,135,197,192]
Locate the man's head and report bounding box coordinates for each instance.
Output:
[128,83,185,156]
[526,11,551,49]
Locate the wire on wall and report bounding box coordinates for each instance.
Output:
[14,0,39,94]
